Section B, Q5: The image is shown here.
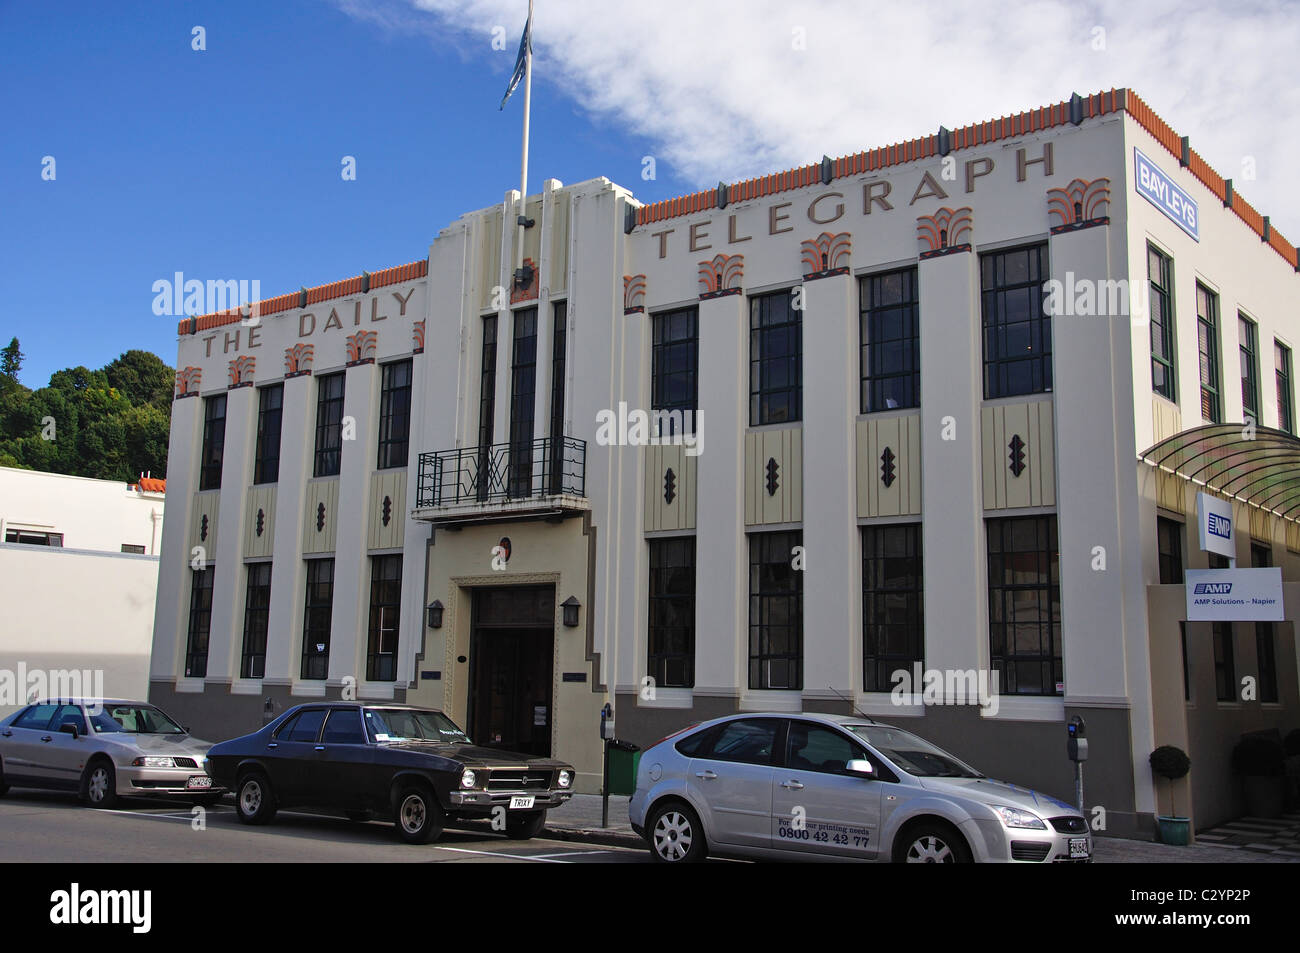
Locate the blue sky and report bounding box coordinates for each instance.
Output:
[4,0,1299,386]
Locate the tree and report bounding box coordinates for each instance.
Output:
[0,337,23,390]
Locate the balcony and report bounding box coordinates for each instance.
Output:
[414,436,588,524]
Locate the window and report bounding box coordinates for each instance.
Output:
[322,708,366,744]
[862,524,923,692]
[987,516,1062,696]
[1157,517,1184,585]
[1239,315,1259,421]
[703,718,779,766]
[1212,621,1235,702]
[376,360,412,470]
[276,708,327,743]
[5,529,63,546]
[1209,552,1231,570]
[50,704,86,735]
[548,301,568,493]
[313,373,345,478]
[1251,543,1278,703]
[240,562,272,679]
[199,394,226,490]
[981,244,1051,398]
[1196,284,1221,423]
[651,306,698,433]
[366,555,402,682]
[185,567,214,678]
[1148,245,1176,401]
[477,315,498,501]
[648,537,696,689]
[13,704,59,730]
[860,268,920,412]
[301,558,335,680]
[748,530,802,689]
[120,543,145,554]
[508,308,538,496]
[1179,623,1190,701]
[1276,341,1293,434]
[787,721,866,775]
[750,290,802,425]
[254,383,283,484]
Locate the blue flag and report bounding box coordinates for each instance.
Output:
[499,14,532,110]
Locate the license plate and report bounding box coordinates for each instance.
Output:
[1069,837,1090,858]
[509,795,535,810]
[185,776,212,790]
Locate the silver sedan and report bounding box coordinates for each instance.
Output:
[629,712,1092,863]
[0,699,224,807]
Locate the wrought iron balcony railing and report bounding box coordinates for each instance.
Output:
[416,436,586,509]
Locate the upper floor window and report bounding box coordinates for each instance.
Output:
[651,306,698,434]
[5,529,63,546]
[1157,516,1184,585]
[313,373,345,478]
[478,315,498,449]
[377,360,412,470]
[981,244,1051,398]
[1276,340,1294,435]
[1196,284,1221,423]
[1239,315,1259,421]
[199,394,226,491]
[860,268,920,413]
[1148,245,1176,401]
[253,383,283,485]
[750,290,802,425]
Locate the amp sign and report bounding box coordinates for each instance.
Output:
[1135,148,1199,241]
[1185,569,1283,621]
[1196,492,1235,560]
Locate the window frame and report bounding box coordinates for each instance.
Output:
[1239,314,1260,422]
[651,306,699,434]
[1276,340,1294,435]
[648,536,696,690]
[861,523,924,693]
[749,289,803,426]
[1157,516,1185,585]
[986,515,1063,697]
[240,562,272,679]
[376,359,413,470]
[199,394,227,491]
[508,307,538,497]
[185,566,215,679]
[748,530,803,690]
[859,267,920,413]
[301,557,335,680]
[980,243,1052,399]
[253,383,283,485]
[312,373,346,478]
[1148,244,1177,402]
[365,554,402,682]
[1196,283,1222,423]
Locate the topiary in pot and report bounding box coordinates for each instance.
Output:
[1233,734,1286,818]
[1149,746,1191,844]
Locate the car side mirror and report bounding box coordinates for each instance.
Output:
[846,758,874,777]
[59,723,79,740]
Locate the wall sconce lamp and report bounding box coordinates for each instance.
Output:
[561,596,581,628]
[426,599,444,629]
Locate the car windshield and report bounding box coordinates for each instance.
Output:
[89,704,186,735]
[847,724,983,778]
[363,708,470,744]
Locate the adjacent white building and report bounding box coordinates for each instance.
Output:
[0,467,165,717]
[149,88,1298,833]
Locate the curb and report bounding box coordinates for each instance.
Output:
[541,826,644,850]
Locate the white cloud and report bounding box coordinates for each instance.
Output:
[339,0,1300,237]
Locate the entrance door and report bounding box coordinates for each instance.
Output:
[468,586,555,757]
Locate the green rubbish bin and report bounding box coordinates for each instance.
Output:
[605,739,641,796]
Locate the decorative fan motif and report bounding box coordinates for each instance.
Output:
[624,274,647,313]
[916,207,973,257]
[284,343,314,376]
[175,366,202,398]
[800,232,851,276]
[412,320,426,353]
[698,254,744,296]
[1047,178,1112,232]
[228,355,256,387]
[346,330,377,365]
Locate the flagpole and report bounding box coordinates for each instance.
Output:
[514,0,534,281]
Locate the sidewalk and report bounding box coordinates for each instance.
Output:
[541,795,1299,861]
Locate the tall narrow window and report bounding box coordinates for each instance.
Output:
[648,537,696,689]
[1212,621,1235,702]
[508,308,538,496]
[1148,244,1176,401]
[313,373,345,478]
[1276,340,1293,435]
[548,302,568,493]
[366,555,402,681]
[199,395,227,491]
[987,516,1062,696]
[651,306,698,434]
[750,290,802,425]
[1251,543,1278,703]
[377,359,412,469]
[1196,284,1221,423]
[860,268,920,412]
[862,524,924,692]
[981,244,1051,398]
[301,558,335,680]
[477,315,498,501]
[253,384,283,485]
[240,562,272,679]
[1239,315,1259,422]
[748,530,803,689]
[1157,516,1184,585]
[1179,623,1190,701]
[185,567,214,678]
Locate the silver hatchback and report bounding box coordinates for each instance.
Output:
[629,712,1092,863]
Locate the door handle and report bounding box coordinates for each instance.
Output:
[314,745,325,751]
[695,769,717,779]
[1,730,11,737]
[266,742,278,749]
[41,736,52,743]
[780,780,804,790]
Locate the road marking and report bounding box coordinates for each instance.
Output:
[433,845,569,863]
[526,848,627,858]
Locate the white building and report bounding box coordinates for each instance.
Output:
[0,467,165,716]
[149,88,1298,833]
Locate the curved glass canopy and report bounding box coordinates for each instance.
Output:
[1139,423,1300,519]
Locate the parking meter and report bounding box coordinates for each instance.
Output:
[600,703,614,741]
[1066,716,1088,762]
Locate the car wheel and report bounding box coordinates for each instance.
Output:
[504,810,547,840]
[235,772,277,825]
[647,801,707,863]
[393,785,444,845]
[81,759,120,809]
[896,823,972,863]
